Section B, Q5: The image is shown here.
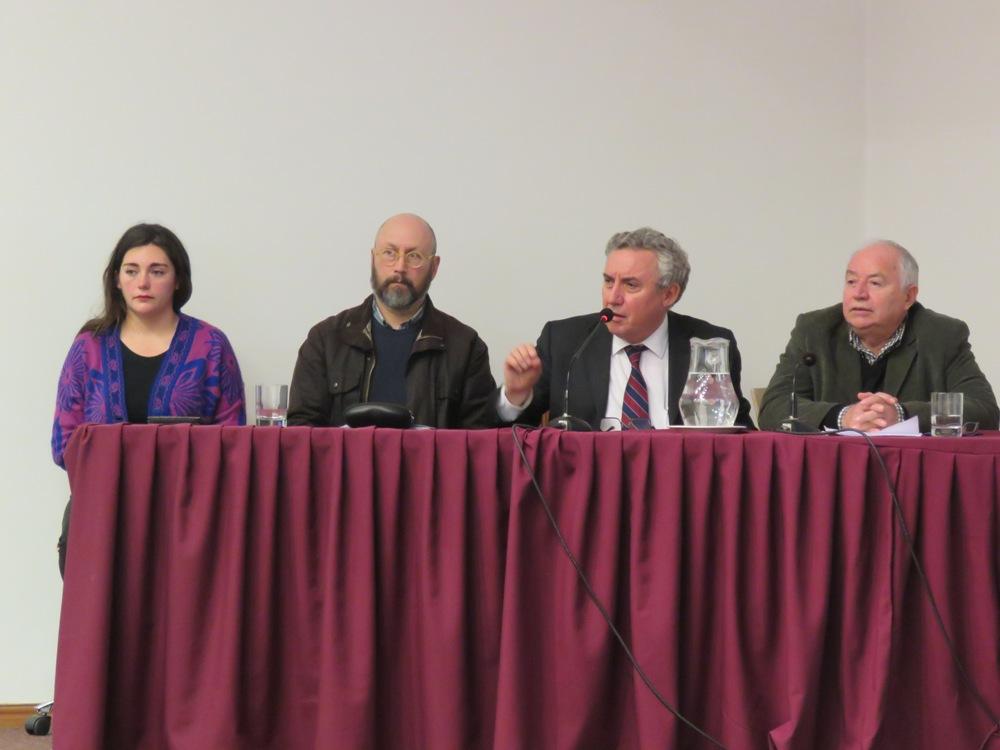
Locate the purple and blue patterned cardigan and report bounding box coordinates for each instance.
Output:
[52,314,246,467]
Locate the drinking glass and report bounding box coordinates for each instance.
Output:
[930,392,962,437]
[255,385,289,427]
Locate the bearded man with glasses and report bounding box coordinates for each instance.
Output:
[288,213,497,427]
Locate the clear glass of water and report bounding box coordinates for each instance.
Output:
[255,384,289,427]
[930,391,963,437]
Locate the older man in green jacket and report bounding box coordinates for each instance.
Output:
[759,240,998,433]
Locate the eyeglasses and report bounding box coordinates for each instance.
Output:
[374,247,433,269]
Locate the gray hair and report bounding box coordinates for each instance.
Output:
[605,227,690,295]
[863,239,919,288]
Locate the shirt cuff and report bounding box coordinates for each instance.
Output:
[497,386,533,422]
[820,404,846,429]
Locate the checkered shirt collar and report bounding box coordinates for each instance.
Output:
[848,321,906,365]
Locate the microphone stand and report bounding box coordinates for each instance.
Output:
[780,353,821,433]
[549,309,614,432]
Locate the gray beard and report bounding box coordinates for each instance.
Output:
[371,267,429,311]
[379,282,417,310]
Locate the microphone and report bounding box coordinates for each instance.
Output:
[549,308,615,432]
[780,352,820,433]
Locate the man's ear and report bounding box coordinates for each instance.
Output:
[661,282,681,310]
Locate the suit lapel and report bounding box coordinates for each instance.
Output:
[884,337,917,396]
[582,327,612,425]
[833,321,863,400]
[667,313,690,425]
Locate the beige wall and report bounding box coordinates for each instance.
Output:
[865,0,1000,387]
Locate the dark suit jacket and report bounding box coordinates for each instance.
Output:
[758,302,999,431]
[504,310,755,428]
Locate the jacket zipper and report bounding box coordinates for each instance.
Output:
[362,352,376,401]
[360,321,376,401]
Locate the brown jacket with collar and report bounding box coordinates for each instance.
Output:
[288,295,497,428]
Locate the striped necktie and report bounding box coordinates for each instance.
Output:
[621,344,650,429]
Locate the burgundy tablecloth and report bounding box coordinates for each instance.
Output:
[54,425,1000,749]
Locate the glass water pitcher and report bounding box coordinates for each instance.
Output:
[679,337,739,426]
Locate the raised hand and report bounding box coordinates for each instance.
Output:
[503,344,542,407]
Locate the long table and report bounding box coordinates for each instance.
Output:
[54,425,1000,749]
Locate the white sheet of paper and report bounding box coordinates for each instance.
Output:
[829,415,922,437]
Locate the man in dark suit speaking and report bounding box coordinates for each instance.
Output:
[497,227,754,429]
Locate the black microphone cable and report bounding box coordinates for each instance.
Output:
[510,423,728,749]
[830,428,1000,747]
[515,415,1000,746]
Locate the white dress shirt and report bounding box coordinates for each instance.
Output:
[604,315,670,430]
